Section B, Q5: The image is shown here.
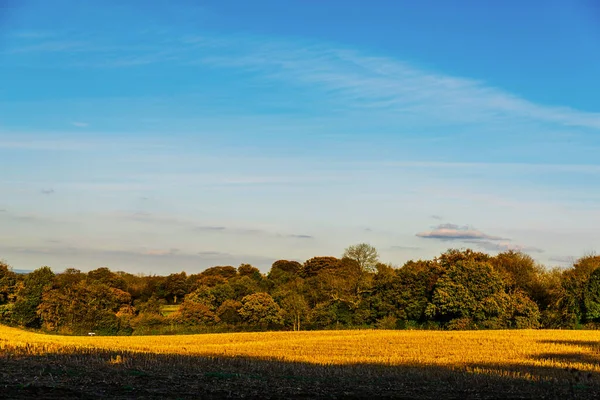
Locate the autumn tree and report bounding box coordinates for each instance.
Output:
[0,260,17,305]
[38,280,132,334]
[343,243,379,273]
[170,301,217,326]
[302,256,340,278]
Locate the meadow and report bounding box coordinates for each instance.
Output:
[2,325,600,399]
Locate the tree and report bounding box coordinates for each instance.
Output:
[559,254,600,326]
[238,264,261,279]
[424,258,540,329]
[239,292,283,327]
[12,266,55,328]
[584,267,600,322]
[302,256,340,278]
[491,251,546,302]
[425,260,504,326]
[279,293,309,331]
[0,260,17,305]
[185,285,217,310]
[170,301,217,326]
[216,300,243,325]
[160,272,189,304]
[37,280,132,334]
[343,243,379,273]
[87,267,126,289]
[268,260,303,285]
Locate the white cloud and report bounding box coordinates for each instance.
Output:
[416,223,505,241]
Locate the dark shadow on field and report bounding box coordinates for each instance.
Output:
[2,343,600,399]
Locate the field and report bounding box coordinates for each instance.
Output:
[2,325,600,399]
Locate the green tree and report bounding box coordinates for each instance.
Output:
[559,254,600,326]
[279,292,309,331]
[239,292,283,327]
[216,299,243,325]
[87,267,126,289]
[584,267,600,322]
[185,285,217,310]
[12,266,55,328]
[161,272,189,304]
[268,260,302,285]
[491,251,547,305]
[425,259,521,328]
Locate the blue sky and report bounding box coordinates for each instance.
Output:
[1,0,599,273]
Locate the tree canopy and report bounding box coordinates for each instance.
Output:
[0,246,598,334]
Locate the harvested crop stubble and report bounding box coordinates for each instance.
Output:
[2,325,600,398]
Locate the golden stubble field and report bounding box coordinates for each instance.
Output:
[2,325,600,398]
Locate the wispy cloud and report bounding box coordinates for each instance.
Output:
[71,121,89,128]
[464,240,545,254]
[549,255,576,265]
[197,251,231,257]
[10,31,55,39]
[8,31,600,131]
[6,40,90,54]
[430,215,444,220]
[382,161,600,174]
[141,248,180,256]
[0,244,277,273]
[389,245,421,251]
[287,234,314,239]
[195,226,227,231]
[40,188,55,195]
[181,36,600,131]
[194,224,313,240]
[416,223,505,241]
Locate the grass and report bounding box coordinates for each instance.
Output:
[2,325,600,398]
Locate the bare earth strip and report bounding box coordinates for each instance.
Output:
[1,325,600,399]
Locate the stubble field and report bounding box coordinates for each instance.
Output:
[1,325,600,399]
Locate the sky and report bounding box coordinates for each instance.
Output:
[1,0,599,274]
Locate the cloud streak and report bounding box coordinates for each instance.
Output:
[182,36,600,131]
[71,121,89,127]
[7,31,600,131]
[416,223,505,241]
[0,244,278,273]
[464,240,545,254]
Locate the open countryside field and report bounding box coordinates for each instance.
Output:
[2,326,600,398]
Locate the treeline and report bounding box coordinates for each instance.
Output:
[1,244,600,335]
